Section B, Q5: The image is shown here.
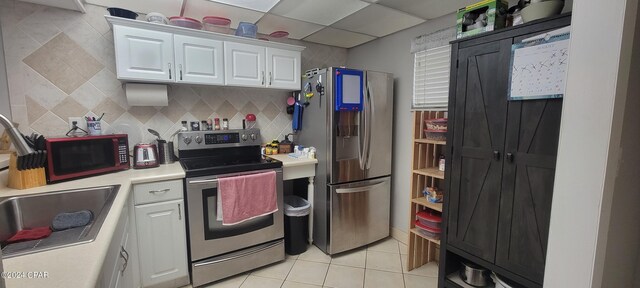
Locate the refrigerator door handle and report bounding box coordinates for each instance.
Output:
[335,181,386,194]
[357,104,365,171]
[361,81,369,171]
[365,80,374,169]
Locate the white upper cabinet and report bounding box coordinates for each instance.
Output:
[114,25,174,82]
[108,16,304,91]
[224,42,266,88]
[174,35,224,85]
[266,47,301,90]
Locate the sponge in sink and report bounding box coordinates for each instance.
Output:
[51,210,94,231]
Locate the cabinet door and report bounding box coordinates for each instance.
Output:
[114,231,133,288]
[174,35,224,85]
[447,39,512,262]
[224,42,265,87]
[266,48,301,90]
[495,97,563,283]
[135,199,188,287]
[113,25,174,82]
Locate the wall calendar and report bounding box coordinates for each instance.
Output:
[508,30,571,101]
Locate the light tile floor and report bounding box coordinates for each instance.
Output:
[192,237,438,288]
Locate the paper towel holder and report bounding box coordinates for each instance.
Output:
[125,83,170,106]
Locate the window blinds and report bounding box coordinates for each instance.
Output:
[412,45,451,110]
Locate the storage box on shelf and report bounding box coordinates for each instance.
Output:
[407,110,447,271]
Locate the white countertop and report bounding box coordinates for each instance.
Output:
[0,154,8,170]
[0,163,185,288]
[267,154,318,167]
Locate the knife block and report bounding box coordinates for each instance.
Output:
[7,152,46,190]
[0,130,11,154]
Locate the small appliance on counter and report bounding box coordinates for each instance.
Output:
[45,134,130,183]
[148,128,175,164]
[133,143,159,169]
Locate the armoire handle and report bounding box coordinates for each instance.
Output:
[506,152,514,162]
[493,150,500,160]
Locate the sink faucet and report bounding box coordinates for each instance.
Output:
[0,113,33,156]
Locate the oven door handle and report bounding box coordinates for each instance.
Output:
[188,179,219,185]
[193,240,282,267]
[188,169,282,186]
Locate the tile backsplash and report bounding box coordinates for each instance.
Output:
[0,0,347,144]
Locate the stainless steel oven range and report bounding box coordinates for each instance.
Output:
[178,129,284,287]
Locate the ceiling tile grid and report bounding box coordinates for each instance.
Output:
[83,0,469,48]
[330,4,425,38]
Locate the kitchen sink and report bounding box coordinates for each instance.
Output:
[0,185,120,258]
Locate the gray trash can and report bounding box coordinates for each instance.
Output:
[283,195,311,255]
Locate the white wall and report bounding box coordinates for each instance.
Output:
[346,14,454,235]
[598,0,640,286]
[0,21,11,132]
[544,0,639,287]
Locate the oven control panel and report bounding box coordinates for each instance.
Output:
[205,133,239,144]
[178,129,261,150]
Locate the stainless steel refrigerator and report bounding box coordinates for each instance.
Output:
[297,67,393,255]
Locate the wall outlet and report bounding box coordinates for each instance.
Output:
[68,117,87,132]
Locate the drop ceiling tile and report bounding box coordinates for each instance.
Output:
[332,4,425,37]
[209,0,280,12]
[303,27,375,48]
[270,0,369,26]
[256,14,323,40]
[376,0,476,20]
[183,0,265,29]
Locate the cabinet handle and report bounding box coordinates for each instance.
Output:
[178,203,182,220]
[493,150,501,160]
[179,64,183,80]
[168,63,172,80]
[120,246,129,273]
[269,72,272,86]
[149,188,170,194]
[261,71,265,85]
[506,152,514,162]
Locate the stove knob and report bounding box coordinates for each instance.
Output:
[195,135,202,144]
[183,136,192,145]
[241,134,248,141]
[250,133,257,141]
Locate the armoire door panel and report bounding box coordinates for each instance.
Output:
[497,98,562,283]
[447,39,512,263]
[518,101,563,156]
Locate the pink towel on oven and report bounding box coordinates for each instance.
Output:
[218,170,278,226]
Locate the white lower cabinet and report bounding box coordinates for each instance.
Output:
[133,180,189,288]
[100,199,134,288]
[114,231,132,288]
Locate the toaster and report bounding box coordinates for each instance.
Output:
[133,143,159,169]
